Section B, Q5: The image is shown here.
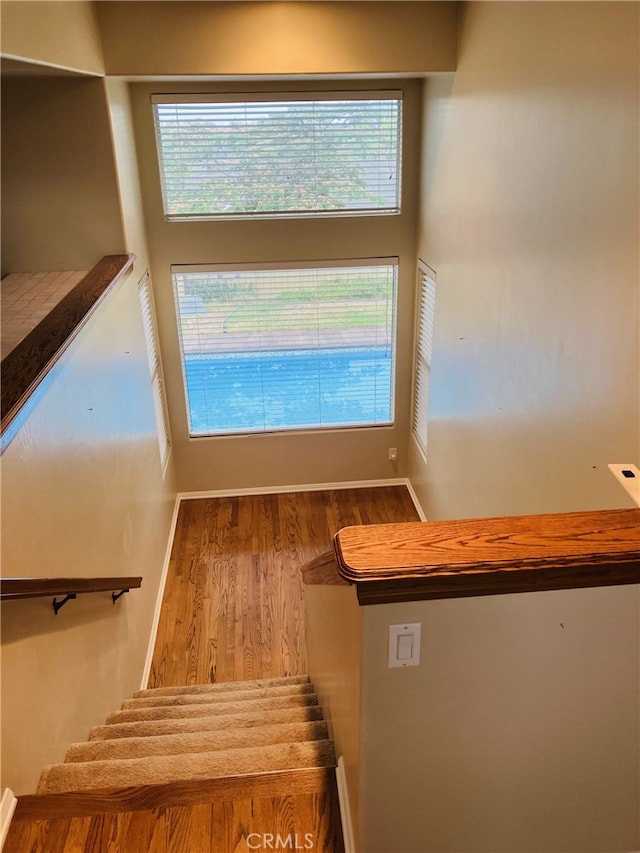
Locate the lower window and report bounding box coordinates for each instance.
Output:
[172,259,397,436]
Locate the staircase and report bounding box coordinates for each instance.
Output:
[6,676,343,852]
[36,675,335,794]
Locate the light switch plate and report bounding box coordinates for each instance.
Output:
[388,623,421,668]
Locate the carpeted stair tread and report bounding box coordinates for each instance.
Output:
[66,720,329,762]
[37,740,337,794]
[134,675,310,699]
[121,682,314,710]
[105,693,318,725]
[89,705,326,741]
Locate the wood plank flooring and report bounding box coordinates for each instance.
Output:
[149,486,419,687]
[6,486,418,851]
[6,771,343,853]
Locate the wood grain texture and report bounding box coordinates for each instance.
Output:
[6,772,344,853]
[0,576,142,600]
[149,487,419,687]
[1,254,135,452]
[334,508,640,604]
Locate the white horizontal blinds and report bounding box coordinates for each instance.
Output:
[153,92,401,219]
[172,260,397,436]
[138,272,171,470]
[412,263,436,458]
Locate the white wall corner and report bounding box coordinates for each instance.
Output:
[0,789,17,851]
[336,757,356,853]
[140,494,182,689]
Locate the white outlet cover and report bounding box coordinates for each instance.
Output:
[608,464,640,507]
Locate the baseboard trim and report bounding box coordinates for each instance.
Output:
[404,479,427,520]
[0,789,17,852]
[179,477,418,501]
[335,758,355,853]
[140,494,182,690]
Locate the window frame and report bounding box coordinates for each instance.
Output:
[152,90,403,222]
[411,260,436,461]
[138,271,172,475]
[171,258,399,439]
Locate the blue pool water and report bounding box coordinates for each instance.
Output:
[184,347,392,435]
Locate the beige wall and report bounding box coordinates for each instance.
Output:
[1,272,176,795]
[361,589,639,852]
[1,1,104,75]
[96,1,458,77]
[1,75,125,275]
[304,584,363,850]
[129,78,422,492]
[410,0,639,520]
[357,3,640,851]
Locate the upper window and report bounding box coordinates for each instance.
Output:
[153,92,402,220]
[172,259,397,436]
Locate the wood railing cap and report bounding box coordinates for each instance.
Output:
[333,508,640,605]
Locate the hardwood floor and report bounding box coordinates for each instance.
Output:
[148,486,419,687]
[6,771,343,853]
[6,486,418,851]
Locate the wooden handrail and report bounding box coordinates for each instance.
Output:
[1,576,142,604]
[333,508,640,605]
[1,254,135,453]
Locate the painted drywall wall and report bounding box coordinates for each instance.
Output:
[361,590,639,852]
[410,0,639,520]
[359,3,640,851]
[1,75,125,275]
[129,78,422,492]
[96,1,458,77]
[104,78,152,275]
[304,584,363,850]
[0,272,176,795]
[0,0,104,75]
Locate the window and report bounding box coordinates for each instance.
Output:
[138,271,172,472]
[172,260,397,436]
[153,92,402,220]
[411,261,436,459]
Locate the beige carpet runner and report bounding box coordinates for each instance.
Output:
[36,675,336,795]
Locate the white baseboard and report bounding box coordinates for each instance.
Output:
[335,758,356,853]
[179,476,421,502]
[140,494,182,690]
[0,789,17,852]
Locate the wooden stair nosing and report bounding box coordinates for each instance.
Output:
[15,767,338,819]
[134,674,311,699]
[66,720,329,763]
[105,693,319,725]
[89,705,326,741]
[37,740,338,795]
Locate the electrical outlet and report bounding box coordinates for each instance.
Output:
[608,463,640,506]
